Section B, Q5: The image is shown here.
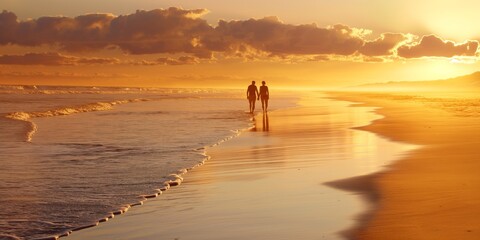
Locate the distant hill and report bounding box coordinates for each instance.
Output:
[351,71,480,92]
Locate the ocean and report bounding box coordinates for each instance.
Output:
[0,86,296,240]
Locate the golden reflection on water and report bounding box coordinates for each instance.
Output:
[67,93,418,240]
[172,94,416,237]
[262,113,269,132]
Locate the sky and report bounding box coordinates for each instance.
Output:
[0,0,479,88]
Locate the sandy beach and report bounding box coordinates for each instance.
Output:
[66,93,414,240]
[62,90,480,240]
[329,92,480,239]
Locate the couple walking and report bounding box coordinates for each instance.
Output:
[246,81,269,113]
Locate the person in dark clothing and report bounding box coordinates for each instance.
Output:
[258,81,269,112]
[246,81,259,113]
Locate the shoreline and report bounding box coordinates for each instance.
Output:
[65,92,413,240]
[41,114,250,240]
[0,95,260,240]
[34,99,280,240]
[328,91,480,239]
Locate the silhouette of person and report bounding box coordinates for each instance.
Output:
[258,81,269,112]
[247,81,259,113]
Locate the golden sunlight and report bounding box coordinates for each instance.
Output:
[1,2,480,240]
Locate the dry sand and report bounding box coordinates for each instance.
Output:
[66,94,413,240]
[329,92,480,239]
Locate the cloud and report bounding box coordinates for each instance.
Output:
[397,35,479,58]
[1,9,479,62]
[0,10,18,45]
[0,71,137,79]
[107,8,211,56]
[0,52,201,66]
[0,52,120,65]
[205,17,365,56]
[0,11,116,50]
[1,10,366,59]
[359,33,409,56]
[0,8,213,57]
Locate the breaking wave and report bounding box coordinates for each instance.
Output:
[4,99,149,142]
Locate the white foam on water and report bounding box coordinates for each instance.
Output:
[0,87,297,239]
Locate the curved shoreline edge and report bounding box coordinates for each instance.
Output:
[40,127,249,240]
[323,93,414,240]
[2,98,252,240]
[44,108,271,240]
[327,91,480,240]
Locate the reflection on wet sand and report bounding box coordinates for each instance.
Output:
[262,113,269,132]
[67,93,415,240]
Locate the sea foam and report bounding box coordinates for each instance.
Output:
[4,99,148,142]
[0,89,274,239]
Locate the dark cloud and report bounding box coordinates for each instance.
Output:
[0,52,200,66]
[0,10,365,58]
[4,12,116,50]
[0,8,212,57]
[397,35,479,58]
[0,10,17,44]
[205,17,365,56]
[0,71,137,79]
[1,9,479,61]
[107,8,211,56]
[0,52,119,65]
[360,33,408,56]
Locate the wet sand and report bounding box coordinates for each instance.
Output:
[66,93,413,240]
[329,92,480,239]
